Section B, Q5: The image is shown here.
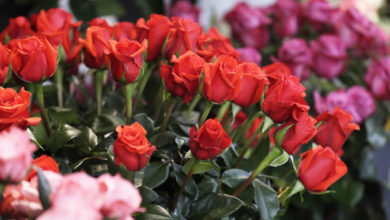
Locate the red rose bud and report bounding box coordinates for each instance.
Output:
[136,14,171,62]
[298,146,348,192]
[246,117,264,147]
[0,43,10,85]
[25,155,59,181]
[314,107,360,156]
[36,8,81,48]
[62,25,83,75]
[278,113,317,155]
[202,55,242,104]
[261,62,292,86]
[80,26,110,69]
[164,17,202,60]
[108,38,147,83]
[0,16,32,43]
[113,122,156,171]
[232,62,268,107]
[160,51,206,102]
[262,74,309,123]
[0,87,41,131]
[88,18,112,34]
[10,36,57,82]
[112,22,136,41]
[190,119,231,160]
[231,110,247,131]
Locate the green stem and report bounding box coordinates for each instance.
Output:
[124,83,137,124]
[134,63,154,108]
[35,83,51,136]
[199,101,214,126]
[152,84,164,122]
[185,93,201,116]
[232,111,264,142]
[217,101,230,122]
[55,68,63,108]
[233,147,282,196]
[171,159,199,211]
[159,98,177,132]
[95,70,105,115]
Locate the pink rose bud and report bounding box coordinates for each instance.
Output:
[304,0,337,31]
[310,35,347,79]
[271,0,301,37]
[237,47,262,65]
[0,127,36,183]
[170,0,200,23]
[365,56,390,100]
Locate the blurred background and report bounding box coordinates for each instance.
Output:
[0,0,389,219]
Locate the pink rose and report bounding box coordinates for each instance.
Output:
[304,0,337,31]
[310,35,347,79]
[98,174,143,220]
[0,127,36,183]
[365,56,390,100]
[271,0,301,37]
[236,47,262,65]
[170,0,200,23]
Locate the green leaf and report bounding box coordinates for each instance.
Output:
[47,107,81,125]
[70,0,97,21]
[286,180,305,199]
[173,164,198,199]
[197,175,219,199]
[231,103,241,119]
[333,179,364,208]
[149,132,176,148]
[262,117,274,133]
[37,168,51,210]
[75,127,98,154]
[46,124,82,153]
[142,161,170,189]
[269,150,289,167]
[138,186,159,205]
[92,114,124,134]
[221,169,250,188]
[182,158,218,175]
[188,193,243,219]
[365,107,387,149]
[252,179,280,220]
[219,147,239,168]
[137,204,172,220]
[163,89,171,102]
[106,91,125,114]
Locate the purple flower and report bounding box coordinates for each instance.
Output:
[170,0,200,23]
[277,38,312,80]
[237,47,262,65]
[303,0,337,31]
[271,0,301,37]
[365,56,390,100]
[310,35,347,79]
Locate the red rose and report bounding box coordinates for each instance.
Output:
[0,16,32,43]
[160,51,206,102]
[164,17,202,60]
[36,8,81,48]
[232,62,268,107]
[314,107,360,155]
[202,55,242,104]
[0,43,10,85]
[262,74,309,123]
[245,117,264,147]
[80,26,110,69]
[0,87,41,131]
[88,18,112,34]
[231,110,247,131]
[10,36,57,82]
[108,38,147,83]
[113,122,156,171]
[136,14,171,62]
[62,25,82,75]
[112,22,136,41]
[25,155,59,181]
[298,146,348,192]
[190,119,231,160]
[261,62,292,86]
[278,113,317,155]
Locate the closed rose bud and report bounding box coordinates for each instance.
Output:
[0,87,41,131]
[113,122,156,171]
[278,113,317,155]
[190,119,231,160]
[10,36,57,82]
[112,22,136,41]
[365,56,390,100]
[236,47,262,65]
[0,43,10,84]
[314,107,360,155]
[202,55,242,104]
[164,17,202,60]
[0,127,36,183]
[25,155,59,181]
[88,18,112,34]
[108,38,147,83]
[310,35,347,79]
[271,0,301,38]
[277,38,312,80]
[0,16,32,43]
[262,74,309,123]
[170,0,200,23]
[232,62,268,107]
[80,26,110,69]
[298,146,348,192]
[160,51,206,102]
[304,0,337,30]
[136,14,171,62]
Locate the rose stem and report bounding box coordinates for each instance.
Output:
[232,111,264,142]
[124,83,137,124]
[134,63,154,108]
[159,98,177,132]
[54,67,63,108]
[35,83,51,136]
[233,146,282,196]
[94,70,105,115]
[216,101,230,122]
[199,101,214,126]
[171,159,199,211]
[185,93,201,116]
[152,84,164,122]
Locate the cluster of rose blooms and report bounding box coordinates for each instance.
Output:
[0,3,363,218]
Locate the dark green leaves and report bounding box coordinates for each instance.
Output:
[252,179,280,220]
[142,161,170,189]
[221,169,250,188]
[37,168,51,210]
